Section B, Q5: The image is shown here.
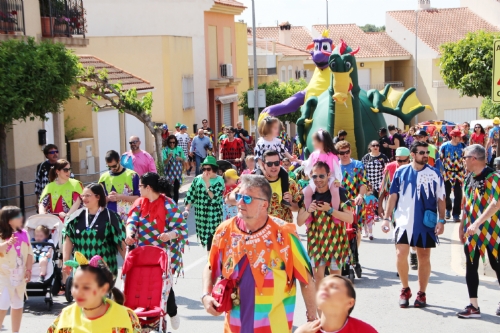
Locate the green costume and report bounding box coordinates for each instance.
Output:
[39,179,83,214]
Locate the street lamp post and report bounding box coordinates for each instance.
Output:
[251,0,259,139]
[326,0,329,29]
[415,8,419,124]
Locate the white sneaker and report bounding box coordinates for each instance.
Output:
[170,314,180,330]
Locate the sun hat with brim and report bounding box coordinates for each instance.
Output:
[413,130,428,137]
[450,129,462,137]
[494,117,500,125]
[201,156,219,168]
[395,147,411,157]
[175,122,182,127]
[180,124,187,130]
[224,169,239,180]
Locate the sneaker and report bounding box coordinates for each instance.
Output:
[496,302,500,316]
[399,287,412,308]
[410,253,418,270]
[414,291,427,308]
[445,210,451,220]
[170,314,180,330]
[453,216,461,222]
[369,235,374,241]
[38,275,45,283]
[457,304,481,318]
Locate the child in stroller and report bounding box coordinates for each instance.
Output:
[32,225,53,283]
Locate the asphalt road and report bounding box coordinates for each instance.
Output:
[5,180,500,332]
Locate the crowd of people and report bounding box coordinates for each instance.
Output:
[0,115,499,332]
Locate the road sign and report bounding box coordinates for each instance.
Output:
[493,39,500,103]
[248,89,266,108]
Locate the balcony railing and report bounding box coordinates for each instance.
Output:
[39,0,86,38]
[249,67,277,76]
[359,81,404,91]
[0,0,25,35]
[432,80,447,88]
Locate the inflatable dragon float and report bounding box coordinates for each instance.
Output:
[259,31,430,159]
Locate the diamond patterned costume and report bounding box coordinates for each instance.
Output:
[439,141,466,186]
[162,146,185,185]
[126,195,188,277]
[307,188,352,269]
[463,166,500,262]
[340,159,368,226]
[185,175,224,248]
[65,208,125,276]
[219,137,245,171]
[99,168,140,223]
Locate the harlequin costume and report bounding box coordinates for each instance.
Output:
[339,159,368,227]
[220,137,245,171]
[162,145,185,185]
[362,194,378,238]
[0,230,33,308]
[39,179,83,221]
[306,184,352,270]
[99,168,140,223]
[209,216,312,333]
[65,208,125,276]
[463,166,500,293]
[184,173,224,249]
[126,194,188,277]
[47,298,141,333]
[439,140,466,219]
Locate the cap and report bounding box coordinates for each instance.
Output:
[175,122,182,127]
[180,124,187,130]
[494,117,500,125]
[162,124,168,130]
[450,129,462,137]
[395,147,410,157]
[414,130,428,137]
[224,169,240,180]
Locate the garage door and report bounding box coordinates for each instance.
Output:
[223,103,232,127]
[97,110,121,172]
[444,108,477,125]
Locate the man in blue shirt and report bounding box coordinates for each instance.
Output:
[190,128,213,176]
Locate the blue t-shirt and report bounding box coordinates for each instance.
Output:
[190,136,212,159]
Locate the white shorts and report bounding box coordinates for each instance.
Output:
[0,287,24,310]
[311,259,341,271]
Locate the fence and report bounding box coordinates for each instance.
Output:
[0,170,106,216]
[0,0,25,35]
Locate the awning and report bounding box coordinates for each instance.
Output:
[216,93,239,104]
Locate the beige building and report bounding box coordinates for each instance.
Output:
[386,2,500,124]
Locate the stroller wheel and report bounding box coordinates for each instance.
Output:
[65,277,73,302]
[349,268,355,283]
[46,299,53,310]
[52,275,62,296]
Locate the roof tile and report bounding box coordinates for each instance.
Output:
[248,26,313,51]
[247,39,310,57]
[78,55,154,92]
[387,7,500,53]
[214,0,246,8]
[313,24,410,58]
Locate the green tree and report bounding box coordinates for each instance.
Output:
[359,24,385,32]
[479,96,500,119]
[0,38,79,191]
[440,31,500,98]
[239,79,308,124]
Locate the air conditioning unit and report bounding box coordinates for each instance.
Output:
[220,64,233,78]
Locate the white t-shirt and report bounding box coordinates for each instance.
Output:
[176,132,191,156]
[254,137,288,162]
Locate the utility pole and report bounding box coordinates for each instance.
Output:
[326,0,329,29]
[415,8,419,124]
[251,0,259,139]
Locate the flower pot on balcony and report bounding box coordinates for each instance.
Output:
[41,17,55,37]
[6,22,15,35]
[54,24,67,37]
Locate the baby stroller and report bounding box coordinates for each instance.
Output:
[342,207,363,283]
[216,159,238,176]
[122,246,170,333]
[24,214,63,310]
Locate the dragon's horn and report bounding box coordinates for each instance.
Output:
[321,30,329,38]
[350,47,360,56]
[339,39,348,55]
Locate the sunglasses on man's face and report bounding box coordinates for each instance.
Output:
[396,158,409,164]
[48,150,59,155]
[201,167,212,172]
[311,174,327,180]
[107,164,119,170]
[338,150,350,156]
[265,161,280,167]
[129,140,139,145]
[416,151,430,156]
[235,193,266,205]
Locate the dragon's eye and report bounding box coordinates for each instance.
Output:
[322,43,332,52]
[314,42,319,51]
[329,60,336,69]
[345,61,352,69]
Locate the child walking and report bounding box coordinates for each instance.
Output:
[254,116,297,205]
[362,186,378,240]
[0,206,33,333]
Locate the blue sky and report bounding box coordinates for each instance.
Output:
[237,0,460,28]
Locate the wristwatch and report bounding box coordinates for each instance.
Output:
[326,207,334,216]
[438,219,446,224]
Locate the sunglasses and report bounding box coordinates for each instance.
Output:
[201,167,212,172]
[396,158,409,163]
[265,161,280,167]
[107,164,119,169]
[48,150,59,155]
[416,151,430,156]
[129,140,139,145]
[168,141,176,144]
[235,193,267,204]
[371,144,380,147]
[463,155,476,160]
[338,150,350,156]
[311,174,327,179]
[62,167,71,172]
